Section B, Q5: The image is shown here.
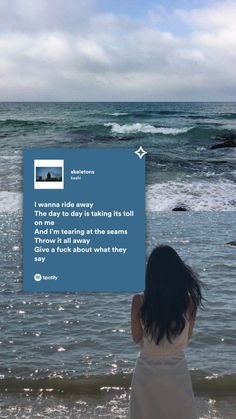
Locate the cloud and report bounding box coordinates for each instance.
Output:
[175,0,236,30]
[0,0,97,33]
[0,0,236,100]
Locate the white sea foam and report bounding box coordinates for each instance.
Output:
[147,180,236,211]
[109,112,129,116]
[104,122,192,135]
[1,179,235,213]
[196,146,207,151]
[0,191,22,213]
[220,123,236,130]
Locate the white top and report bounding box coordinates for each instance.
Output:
[139,294,190,358]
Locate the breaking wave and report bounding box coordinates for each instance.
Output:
[104,122,193,135]
[0,371,235,397]
[0,191,22,213]
[147,180,236,211]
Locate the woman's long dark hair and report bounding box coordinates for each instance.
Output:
[140,245,203,344]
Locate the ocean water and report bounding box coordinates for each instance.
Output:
[0,210,235,418]
[0,102,235,418]
[0,102,236,211]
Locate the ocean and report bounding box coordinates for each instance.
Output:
[0,102,235,418]
[0,101,235,212]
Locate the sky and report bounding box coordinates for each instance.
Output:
[36,167,62,179]
[0,0,236,101]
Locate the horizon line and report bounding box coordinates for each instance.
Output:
[1,100,236,104]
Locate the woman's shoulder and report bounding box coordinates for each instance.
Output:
[185,296,197,322]
[132,292,144,305]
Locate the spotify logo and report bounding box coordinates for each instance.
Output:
[34,273,42,282]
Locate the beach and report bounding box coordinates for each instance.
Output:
[0,102,235,418]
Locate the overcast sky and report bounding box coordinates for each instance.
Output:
[0,0,236,101]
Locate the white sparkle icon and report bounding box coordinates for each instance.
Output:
[135,146,147,159]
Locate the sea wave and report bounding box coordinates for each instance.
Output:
[104,122,192,135]
[0,191,22,213]
[109,112,129,117]
[220,123,236,131]
[0,119,54,128]
[1,178,236,213]
[133,110,186,117]
[0,371,235,397]
[215,112,236,119]
[147,180,236,211]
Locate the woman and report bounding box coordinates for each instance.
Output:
[128,245,203,419]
